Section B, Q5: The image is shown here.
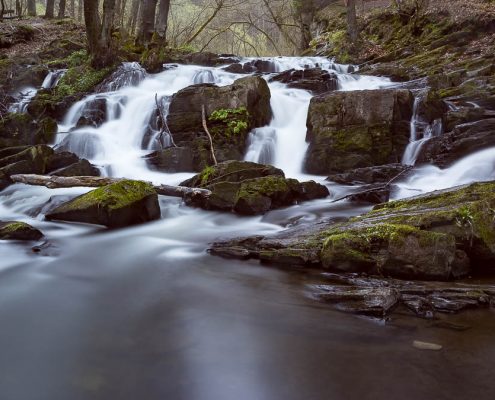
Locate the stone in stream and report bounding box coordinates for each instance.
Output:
[304,89,414,174]
[210,181,495,280]
[0,221,43,241]
[181,160,329,215]
[0,113,58,149]
[49,159,100,177]
[145,147,195,173]
[270,68,338,94]
[46,180,160,228]
[164,75,272,171]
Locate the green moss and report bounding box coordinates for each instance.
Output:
[199,166,215,186]
[0,222,31,233]
[209,107,250,139]
[65,180,156,211]
[237,176,290,200]
[54,64,113,99]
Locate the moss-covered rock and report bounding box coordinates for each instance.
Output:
[304,89,413,174]
[210,181,495,280]
[182,161,329,215]
[165,76,272,171]
[46,180,160,228]
[0,221,43,241]
[0,113,57,149]
[0,145,54,176]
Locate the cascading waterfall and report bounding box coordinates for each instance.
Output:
[402,96,444,165]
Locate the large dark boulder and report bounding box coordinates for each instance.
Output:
[46,180,160,228]
[270,68,338,94]
[417,118,495,167]
[182,52,240,67]
[75,97,107,128]
[0,221,43,241]
[164,76,272,171]
[49,159,100,177]
[304,89,414,174]
[181,161,329,215]
[145,147,195,173]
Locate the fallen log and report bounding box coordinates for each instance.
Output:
[10,174,212,198]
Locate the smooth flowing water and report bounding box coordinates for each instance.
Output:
[1,57,495,400]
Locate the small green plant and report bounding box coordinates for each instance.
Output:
[199,166,215,186]
[209,107,250,138]
[456,206,475,247]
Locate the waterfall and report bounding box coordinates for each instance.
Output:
[8,69,66,113]
[402,96,444,165]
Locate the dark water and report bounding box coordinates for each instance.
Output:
[0,229,494,400]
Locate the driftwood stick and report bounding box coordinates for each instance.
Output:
[201,104,218,166]
[10,174,212,198]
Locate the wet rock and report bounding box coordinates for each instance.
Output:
[166,76,272,170]
[304,89,414,174]
[46,180,160,228]
[417,118,495,167]
[270,68,338,94]
[327,164,411,185]
[444,106,495,132]
[345,185,391,204]
[0,113,57,149]
[310,273,495,318]
[181,161,329,215]
[318,286,400,317]
[49,159,100,177]
[75,98,107,128]
[223,59,278,74]
[0,221,43,241]
[182,52,240,67]
[0,170,11,191]
[145,147,195,173]
[46,151,80,172]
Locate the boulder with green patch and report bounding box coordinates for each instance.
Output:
[0,221,43,241]
[46,180,160,228]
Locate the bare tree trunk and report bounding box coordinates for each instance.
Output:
[58,0,67,18]
[15,0,21,16]
[27,0,36,16]
[0,0,4,21]
[346,0,358,43]
[156,0,170,40]
[69,0,75,18]
[100,0,117,49]
[78,0,82,21]
[137,0,158,44]
[128,0,140,34]
[45,0,55,17]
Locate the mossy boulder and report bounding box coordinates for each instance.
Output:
[182,161,329,215]
[165,76,272,171]
[210,181,495,280]
[0,221,43,241]
[304,89,414,174]
[0,113,57,149]
[321,224,468,279]
[46,180,160,228]
[0,145,54,176]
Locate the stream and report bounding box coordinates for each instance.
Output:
[1,57,495,400]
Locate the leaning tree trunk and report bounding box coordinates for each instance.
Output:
[137,0,158,45]
[45,0,55,18]
[346,0,358,43]
[156,0,171,41]
[15,0,21,16]
[0,0,5,21]
[58,0,67,18]
[27,0,36,16]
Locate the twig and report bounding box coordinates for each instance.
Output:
[201,104,218,166]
